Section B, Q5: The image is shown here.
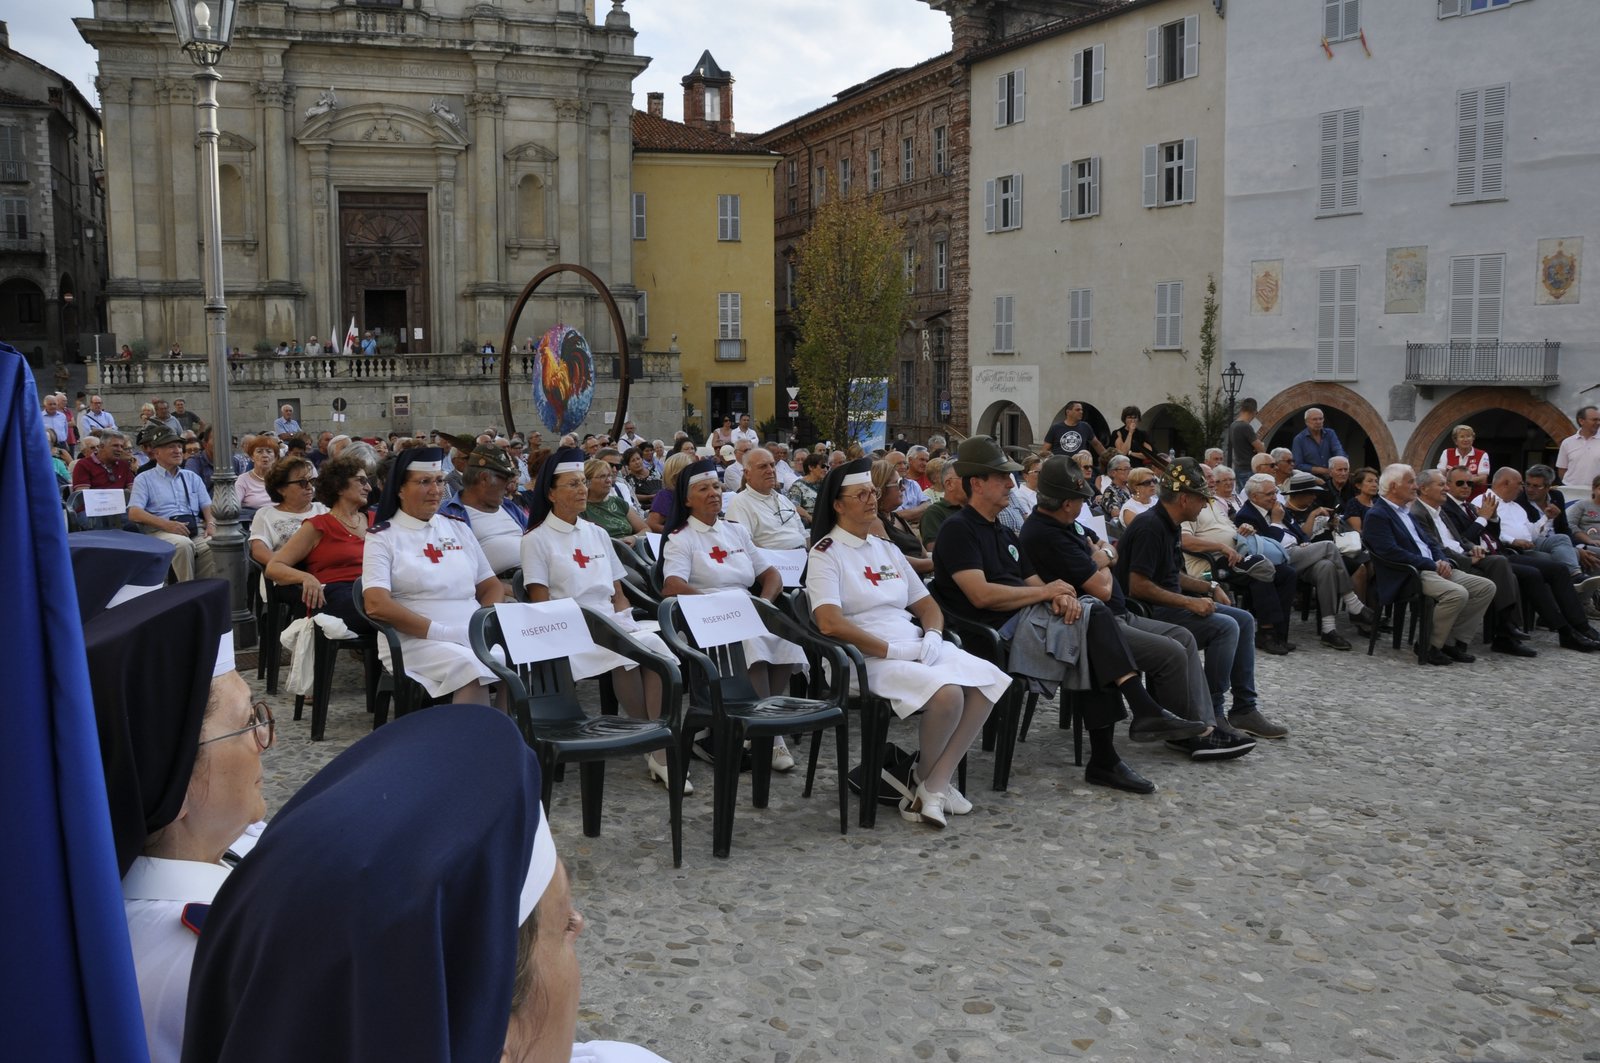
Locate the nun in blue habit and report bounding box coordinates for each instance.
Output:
[181,705,672,1063]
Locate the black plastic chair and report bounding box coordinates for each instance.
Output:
[656,596,849,858]
[250,560,299,694]
[614,537,664,598]
[928,583,1025,792]
[291,618,382,741]
[471,604,689,867]
[349,576,433,721]
[1365,556,1435,660]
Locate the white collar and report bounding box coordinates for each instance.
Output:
[393,509,430,530]
[122,855,231,902]
[541,513,577,533]
[827,526,866,548]
[688,516,716,532]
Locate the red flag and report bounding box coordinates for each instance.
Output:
[343,317,358,357]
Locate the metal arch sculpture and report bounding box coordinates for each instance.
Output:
[498,262,631,443]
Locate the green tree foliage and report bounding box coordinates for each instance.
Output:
[792,194,911,447]
[1165,275,1232,456]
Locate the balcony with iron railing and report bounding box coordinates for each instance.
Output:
[0,160,27,182]
[0,232,45,257]
[1404,340,1560,390]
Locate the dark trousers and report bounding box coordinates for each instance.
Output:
[1077,608,1139,729]
[320,581,375,636]
[1244,558,1298,629]
[1506,550,1587,630]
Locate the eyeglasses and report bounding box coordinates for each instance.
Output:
[842,488,880,503]
[410,476,447,488]
[283,478,312,488]
[1450,479,1468,487]
[353,475,371,485]
[199,701,275,752]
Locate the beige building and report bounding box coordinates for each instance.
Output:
[77,0,645,359]
[965,0,1224,449]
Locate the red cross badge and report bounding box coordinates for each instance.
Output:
[573,548,591,568]
[422,543,444,564]
[709,546,729,564]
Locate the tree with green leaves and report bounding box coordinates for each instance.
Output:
[792,194,911,447]
[1165,274,1232,456]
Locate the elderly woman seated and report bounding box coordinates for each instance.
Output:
[583,456,649,546]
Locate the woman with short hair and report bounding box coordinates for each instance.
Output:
[583,457,648,545]
[1437,424,1490,492]
[248,456,327,572]
[234,434,278,523]
[265,456,375,633]
[1120,467,1160,528]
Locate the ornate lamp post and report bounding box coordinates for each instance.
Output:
[1221,360,1244,421]
[170,0,252,646]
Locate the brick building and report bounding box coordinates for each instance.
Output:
[756,0,1104,443]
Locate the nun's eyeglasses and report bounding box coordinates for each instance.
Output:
[200,701,275,752]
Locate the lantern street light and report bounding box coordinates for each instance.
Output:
[1220,360,1244,420]
[170,0,252,647]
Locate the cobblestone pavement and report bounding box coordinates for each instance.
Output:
[251,626,1600,1063]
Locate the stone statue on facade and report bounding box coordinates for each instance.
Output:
[305,87,339,119]
[429,97,461,128]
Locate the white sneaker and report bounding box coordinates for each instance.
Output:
[645,754,692,795]
[771,737,796,773]
[942,781,973,816]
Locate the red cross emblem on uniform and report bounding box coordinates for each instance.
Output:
[709,546,729,564]
[423,543,444,564]
[572,548,591,568]
[863,566,882,585]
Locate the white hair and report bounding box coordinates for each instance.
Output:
[1270,447,1293,462]
[1106,454,1132,472]
[1245,473,1278,498]
[1378,463,1413,496]
[1329,455,1350,470]
[1204,447,1224,463]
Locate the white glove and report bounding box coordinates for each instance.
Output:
[886,640,921,661]
[918,630,944,666]
[428,621,470,646]
[611,608,641,633]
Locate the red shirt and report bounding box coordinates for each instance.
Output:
[304,512,368,584]
[72,456,137,491]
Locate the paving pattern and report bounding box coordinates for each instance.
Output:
[252,626,1600,1062]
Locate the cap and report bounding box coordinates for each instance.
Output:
[467,443,516,478]
[1160,457,1213,499]
[952,436,1022,477]
[142,425,184,449]
[1036,456,1094,501]
[1285,471,1325,496]
[718,444,735,460]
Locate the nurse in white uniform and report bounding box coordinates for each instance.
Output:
[522,447,686,792]
[363,447,506,703]
[805,458,1010,829]
[659,459,806,771]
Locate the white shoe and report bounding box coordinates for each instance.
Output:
[900,783,947,829]
[942,781,973,816]
[645,754,692,794]
[771,737,796,773]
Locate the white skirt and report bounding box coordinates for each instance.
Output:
[569,625,674,682]
[381,598,497,698]
[742,631,809,670]
[858,646,1014,719]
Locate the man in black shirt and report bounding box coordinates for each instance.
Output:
[1020,459,1255,761]
[1116,458,1289,740]
[1227,398,1264,482]
[932,437,1204,792]
[1040,400,1106,465]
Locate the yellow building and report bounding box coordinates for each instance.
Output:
[632,53,779,436]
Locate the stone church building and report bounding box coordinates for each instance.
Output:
[77,0,645,357]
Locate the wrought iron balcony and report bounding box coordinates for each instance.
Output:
[0,233,46,257]
[1404,341,1559,387]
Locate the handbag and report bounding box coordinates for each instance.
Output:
[1240,532,1289,566]
[1333,530,1364,557]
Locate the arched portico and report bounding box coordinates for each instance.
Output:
[1258,383,1397,467]
[1401,387,1573,471]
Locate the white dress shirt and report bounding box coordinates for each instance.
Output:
[723,487,807,550]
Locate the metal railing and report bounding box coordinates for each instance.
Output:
[0,160,25,182]
[1403,341,1560,386]
[91,349,682,388]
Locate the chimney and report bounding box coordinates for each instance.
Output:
[0,22,10,53]
[681,50,734,135]
[647,92,664,118]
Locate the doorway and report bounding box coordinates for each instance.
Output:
[363,289,407,351]
[340,191,429,354]
[708,385,750,428]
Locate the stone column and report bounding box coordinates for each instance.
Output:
[469,90,504,284]
[436,155,459,352]
[554,97,585,266]
[160,77,201,290]
[607,99,631,286]
[255,81,295,284]
[96,76,144,344]
[308,145,336,343]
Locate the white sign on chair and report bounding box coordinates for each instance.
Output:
[674,589,757,648]
[493,599,591,665]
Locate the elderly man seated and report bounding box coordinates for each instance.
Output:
[933,438,1205,794]
[438,443,526,576]
[921,461,966,549]
[1183,465,1299,654]
[886,448,931,523]
[723,447,807,551]
[1363,464,1495,666]
[126,427,220,582]
[1479,467,1584,579]
[1523,464,1600,574]
[1239,471,1370,650]
[1020,458,1254,762]
[723,438,756,491]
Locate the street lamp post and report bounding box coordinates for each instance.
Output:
[170,0,252,647]
[1220,360,1245,452]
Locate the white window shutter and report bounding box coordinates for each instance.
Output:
[1324,0,1343,40]
[984,179,996,232]
[1448,256,1476,343]
[1146,26,1160,88]
[1060,163,1073,220]
[1170,283,1183,345]
[1318,111,1339,213]
[1438,0,1461,17]
[1013,172,1023,228]
[1339,109,1361,211]
[1477,254,1503,342]
[1142,144,1159,206]
[1316,268,1337,377]
[995,296,1006,352]
[1455,88,1481,199]
[1336,266,1358,376]
[1014,69,1025,123]
[1479,85,1506,196]
[1183,15,1199,79]
[1181,138,1197,203]
[1088,156,1101,216]
[1091,45,1105,102]
[1343,0,1360,38]
[1155,283,1169,346]
[996,75,1008,125]
[1080,289,1092,348]
[1071,50,1084,108]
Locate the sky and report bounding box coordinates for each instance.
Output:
[6,1,954,133]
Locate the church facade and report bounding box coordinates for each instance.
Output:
[78,0,646,358]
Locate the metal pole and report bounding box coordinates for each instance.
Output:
[194,66,254,649]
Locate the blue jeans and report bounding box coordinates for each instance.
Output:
[1533,533,1580,575]
[1153,602,1258,718]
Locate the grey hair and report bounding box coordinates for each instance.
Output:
[98,429,126,443]
[343,442,380,472]
[1244,473,1278,497]
[1526,463,1555,483]
[907,445,929,458]
[1492,466,1522,487]
[1270,447,1293,462]
[1106,454,1132,473]
[1415,468,1446,491]
[928,434,947,450]
[1329,455,1351,469]
[1378,463,1414,495]
[1204,447,1224,463]
[1036,493,1067,513]
[1250,452,1275,472]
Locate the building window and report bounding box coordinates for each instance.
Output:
[0,196,28,239]
[839,158,852,197]
[932,328,949,391]
[933,126,947,174]
[1316,266,1359,378]
[996,69,1026,126]
[1143,139,1195,207]
[934,240,947,291]
[1438,0,1532,17]
[1449,253,1504,344]
[1154,281,1183,349]
[785,260,797,310]
[717,194,740,241]
[717,292,744,360]
[1069,289,1092,351]
[787,160,797,187]
[0,127,24,182]
[1324,0,1360,41]
[1061,156,1101,220]
[704,88,721,122]
[15,286,43,325]
[1318,108,1361,216]
[902,136,915,182]
[994,296,1015,353]
[1455,84,1507,202]
[813,166,826,206]
[1146,15,1198,87]
[1071,44,1105,108]
[984,173,1024,232]
[636,291,649,339]
[900,359,917,420]
[868,147,881,191]
[631,192,646,240]
[903,248,916,291]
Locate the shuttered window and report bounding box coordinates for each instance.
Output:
[631,193,646,240]
[984,174,1024,232]
[934,240,947,292]
[1060,157,1100,220]
[868,148,881,191]
[1318,108,1361,215]
[717,194,740,241]
[1449,254,1504,344]
[1146,15,1198,87]
[1068,289,1092,351]
[994,296,1015,353]
[1324,0,1360,42]
[1455,84,1507,201]
[1143,140,1195,207]
[1439,0,1532,18]
[1154,282,1183,348]
[996,70,1026,126]
[718,292,742,339]
[636,291,649,338]
[1316,267,1358,379]
[1071,44,1105,108]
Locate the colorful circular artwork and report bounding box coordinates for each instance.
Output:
[531,324,595,435]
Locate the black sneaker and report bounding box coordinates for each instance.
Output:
[1166,728,1256,761]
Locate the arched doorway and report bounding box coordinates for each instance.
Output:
[1141,402,1185,460]
[0,277,47,365]
[976,400,1034,449]
[1258,383,1397,468]
[1402,386,1573,472]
